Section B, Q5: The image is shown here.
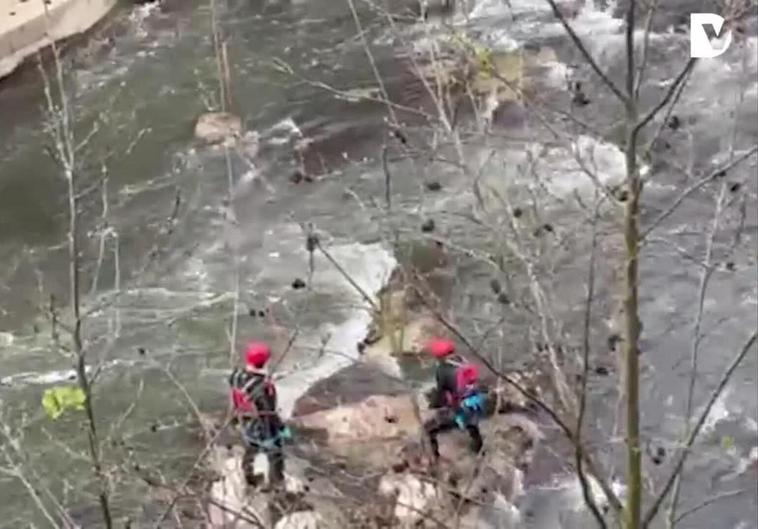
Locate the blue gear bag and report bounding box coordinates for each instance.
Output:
[454,391,485,429]
[461,392,484,412]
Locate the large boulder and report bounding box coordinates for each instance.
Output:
[291,393,424,469]
[292,362,410,416]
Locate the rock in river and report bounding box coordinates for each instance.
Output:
[195,112,242,145]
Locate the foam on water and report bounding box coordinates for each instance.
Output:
[129,1,164,40]
[0,332,13,347]
[275,241,396,419]
[536,1,623,39]
[701,386,758,438]
[482,134,647,201]
[469,0,622,42]
[469,0,551,20]
[516,472,626,528]
[0,359,140,387]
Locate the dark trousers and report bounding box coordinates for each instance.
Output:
[241,419,285,485]
[424,407,483,458]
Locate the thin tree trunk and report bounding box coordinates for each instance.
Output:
[622,119,642,529]
[43,32,114,528]
[67,172,113,529]
[623,1,642,526]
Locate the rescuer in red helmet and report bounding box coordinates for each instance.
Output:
[423,338,485,460]
[229,341,290,486]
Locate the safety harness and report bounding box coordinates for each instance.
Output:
[449,360,485,430]
[231,369,292,447]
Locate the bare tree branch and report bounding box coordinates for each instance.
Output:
[634,0,660,99]
[315,238,379,312]
[625,0,637,99]
[542,0,628,103]
[575,194,609,529]
[640,146,758,240]
[37,31,115,529]
[673,488,750,526]
[665,171,730,527]
[642,331,758,527]
[634,58,697,135]
[346,0,398,125]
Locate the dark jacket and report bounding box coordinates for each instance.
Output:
[429,355,465,409]
[229,368,279,421]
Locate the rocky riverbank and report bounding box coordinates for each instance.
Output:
[201,366,547,528]
[196,240,558,529]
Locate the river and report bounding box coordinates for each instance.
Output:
[0,1,756,528]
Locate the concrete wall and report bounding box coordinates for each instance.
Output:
[0,0,117,79]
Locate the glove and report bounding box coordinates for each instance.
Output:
[278,426,292,441]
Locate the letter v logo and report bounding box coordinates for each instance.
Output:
[690,13,733,58]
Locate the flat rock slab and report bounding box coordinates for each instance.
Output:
[292,393,422,441]
[292,362,410,417]
[291,392,425,471]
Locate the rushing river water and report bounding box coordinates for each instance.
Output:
[0,1,756,528]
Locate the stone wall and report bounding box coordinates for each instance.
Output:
[0,0,117,79]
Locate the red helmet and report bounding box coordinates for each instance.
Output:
[456,363,479,389]
[426,338,455,358]
[245,341,271,368]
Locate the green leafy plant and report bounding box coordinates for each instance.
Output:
[41,385,86,420]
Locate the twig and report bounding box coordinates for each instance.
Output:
[542,0,627,103]
[163,366,211,440]
[640,146,758,239]
[644,67,691,159]
[224,145,241,368]
[633,59,697,135]
[0,426,61,529]
[642,331,758,527]
[315,239,379,312]
[673,488,750,526]
[625,0,637,100]
[382,144,392,210]
[576,193,608,529]
[346,0,398,125]
[269,57,432,120]
[37,25,114,529]
[634,0,660,99]
[151,417,234,528]
[89,176,110,299]
[665,180,729,526]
